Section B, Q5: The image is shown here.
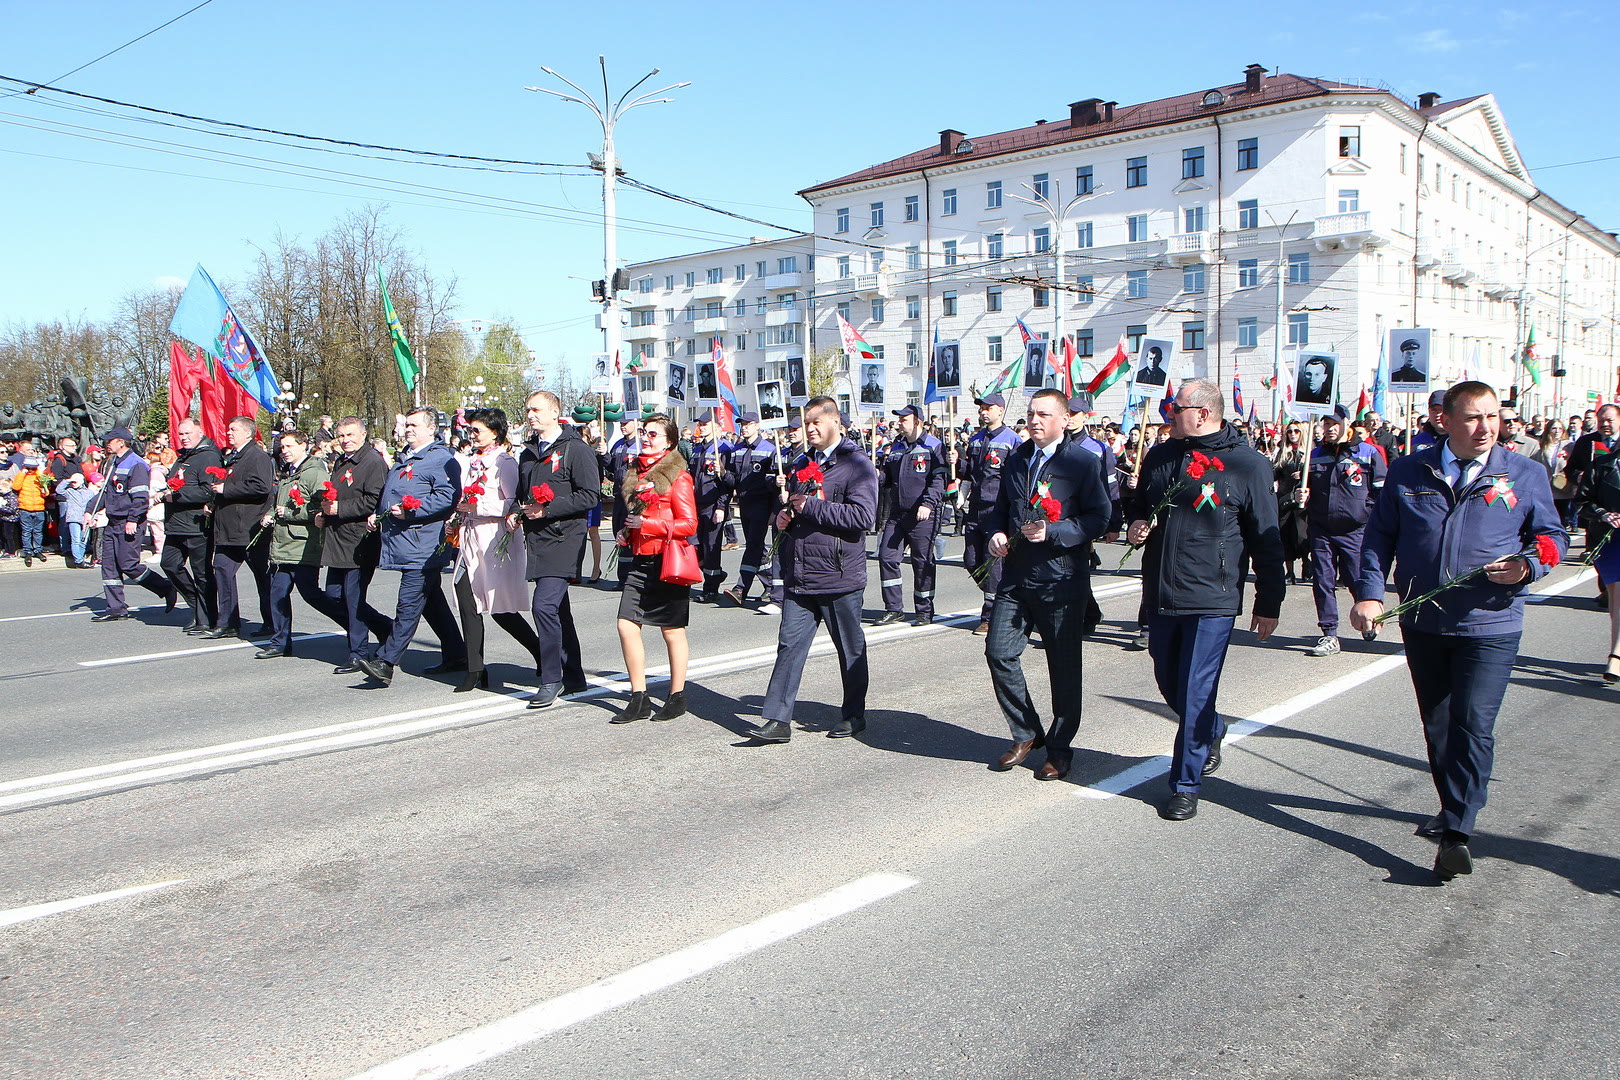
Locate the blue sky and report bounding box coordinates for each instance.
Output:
[2,0,1615,377]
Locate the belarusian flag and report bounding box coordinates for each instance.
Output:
[836,313,876,361]
[1523,324,1543,386]
[1053,334,1076,396]
[1356,385,1371,420]
[1086,338,1130,395]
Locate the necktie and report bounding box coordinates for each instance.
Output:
[1454,460,1475,490]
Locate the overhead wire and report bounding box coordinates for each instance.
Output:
[0,0,217,101]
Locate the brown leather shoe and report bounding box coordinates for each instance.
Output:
[973,619,991,635]
[993,738,1042,770]
[1036,753,1072,781]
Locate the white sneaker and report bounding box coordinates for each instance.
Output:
[1308,635,1341,657]
[756,602,782,616]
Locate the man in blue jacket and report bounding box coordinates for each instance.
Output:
[875,404,948,626]
[1351,381,1567,882]
[984,390,1112,780]
[749,397,879,743]
[959,393,1023,634]
[87,426,176,622]
[1302,412,1386,656]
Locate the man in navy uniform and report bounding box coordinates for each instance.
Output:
[87,426,176,622]
[687,410,732,602]
[1302,411,1386,656]
[959,393,1023,634]
[723,411,782,608]
[1352,381,1567,882]
[875,404,948,626]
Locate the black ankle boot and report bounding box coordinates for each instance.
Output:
[454,670,490,693]
[650,690,686,722]
[609,691,653,724]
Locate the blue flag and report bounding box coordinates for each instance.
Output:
[1158,379,1176,424]
[924,325,944,405]
[1232,373,1245,417]
[169,264,280,413]
[1371,332,1388,417]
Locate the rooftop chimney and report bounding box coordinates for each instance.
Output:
[1417,91,1441,110]
[1103,101,1116,122]
[1243,63,1266,93]
[939,129,966,155]
[1069,98,1103,127]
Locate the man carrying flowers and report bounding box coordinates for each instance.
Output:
[1351,381,1568,883]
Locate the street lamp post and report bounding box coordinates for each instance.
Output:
[1007,184,1111,389]
[527,59,688,403]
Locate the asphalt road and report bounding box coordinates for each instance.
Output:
[1,536,1616,1080]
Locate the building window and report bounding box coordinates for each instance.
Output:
[706,267,723,284]
[987,232,1004,259]
[988,336,1002,365]
[1033,288,1049,308]
[733,334,747,352]
[836,208,849,233]
[1075,221,1094,248]
[1126,156,1148,187]
[733,298,746,316]
[870,344,884,361]
[684,271,696,288]
[870,297,886,323]
[1288,252,1310,284]
[756,296,769,315]
[1288,313,1309,345]
[777,256,798,274]
[1182,146,1205,179]
[756,261,767,277]
[1236,137,1258,171]
[1238,259,1259,288]
[1127,324,1147,353]
[1127,270,1148,298]
[836,255,851,277]
[1076,330,1093,357]
[1237,317,1259,348]
[1183,320,1205,350]
[986,285,1002,312]
[706,301,722,318]
[737,367,747,385]
[1399,143,1407,174]
[906,341,919,366]
[1338,188,1359,213]
[666,340,677,357]
[1183,205,1205,233]
[637,276,654,294]
[663,275,675,291]
[735,264,747,281]
[1076,275,1094,304]
[1127,214,1148,242]
[942,239,958,266]
[870,250,884,272]
[942,291,957,316]
[1033,226,1051,253]
[836,301,851,322]
[906,390,920,406]
[870,202,884,227]
[1033,173,1050,201]
[905,245,921,271]
[680,303,695,321]
[942,188,957,215]
[1183,264,1206,293]
[1076,165,1094,194]
[906,295,920,320]
[986,180,1002,208]
[904,194,919,221]
[1238,199,1259,230]
[685,339,697,355]
[1338,125,1360,158]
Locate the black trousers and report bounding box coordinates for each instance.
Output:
[454,574,543,674]
[324,565,392,661]
[162,532,214,624]
[736,500,775,595]
[961,520,1000,621]
[695,508,727,592]
[879,511,938,617]
[268,564,348,651]
[761,590,868,725]
[530,575,584,686]
[986,579,1089,754]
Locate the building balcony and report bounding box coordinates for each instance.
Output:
[1125,240,1165,261]
[1439,248,1477,284]
[851,272,889,296]
[1166,231,1209,264]
[1413,237,1443,270]
[692,282,729,301]
[623,326,660,343]
[1312,211,1387,251]
[693,317,727,335]
[757,271,806,291]
[1479,266,1520,298]
[765,304,803,327]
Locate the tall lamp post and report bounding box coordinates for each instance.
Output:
[1007,183,1111,387]
[526,59,688,402]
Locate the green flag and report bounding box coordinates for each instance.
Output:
[983,353,1024,395]
[1523,323,1543,387]
[379,268,421,392]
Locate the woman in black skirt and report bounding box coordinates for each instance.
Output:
[611,415,698,723]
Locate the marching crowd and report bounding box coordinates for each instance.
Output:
[9,381,1619,883]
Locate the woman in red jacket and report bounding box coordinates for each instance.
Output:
[612,414,698,724]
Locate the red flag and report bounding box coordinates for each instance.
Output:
[1356,385,1371,420]
[167,341,207,446]
[196,347,260,444]
[1054,334,1077,397]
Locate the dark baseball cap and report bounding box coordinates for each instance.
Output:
[1428,389,1447,407]
[892,404,923,420]
[103,426,134,444]
[738,411,760,424]
[973,393,1006,408]
[1068,392,1095,415]
[786,416,803,431]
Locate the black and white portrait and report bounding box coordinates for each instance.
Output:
[666,362,687,406]
[786,355,809,406]
[694,360,720,408]
[1135,339,1172,390]
[860,363,886,408]
[1023,339,1049,389]
[933,341,962,394]
[622,375,640,415]
[1387,328,1431,394]
[1294,352,1339,412]
[755,379,787,426]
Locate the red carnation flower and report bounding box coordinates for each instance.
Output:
[795,463,825,486]
[321,480,340,503]
[1186,460,1207,480]
[530,483,555,504]
[288,486,306,508]
[400,494,422,512]
[1038,495,1062,522]
[205,466,229,480]
[1534,534,1560,568]
[463,482,486,498]
[167,475,185,491]
[1209,456,1226,471]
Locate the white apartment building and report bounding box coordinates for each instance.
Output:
[623,67,1618,422]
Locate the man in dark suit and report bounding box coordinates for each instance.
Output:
[984,389,1112,780]
[204,416,275,639]
[1136,346,1167,387]
[317,417,394,673]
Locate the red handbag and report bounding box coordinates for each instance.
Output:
[660,538,702,586]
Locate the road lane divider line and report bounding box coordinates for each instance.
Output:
[0,609,133,624]
[78,631,343,667]
[343,871,919,1080]
[0,879,185,929]
[1075,567,1594,800]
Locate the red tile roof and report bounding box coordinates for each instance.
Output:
[798,73,1392,196]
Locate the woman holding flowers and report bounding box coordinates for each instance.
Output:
[451,409,544,693]
[610,414,697,725]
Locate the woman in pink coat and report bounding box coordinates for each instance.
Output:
[452,409,544,692]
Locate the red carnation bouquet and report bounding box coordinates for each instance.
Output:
[769,460,830,561]
[167,475,185,491]
[400,494,423,512]
[530,483,555,505]
[970,478,1062,583]
[1374,534,1562,625]
[205,466,229,481]
[1114,451,1207,570]
[288,485,305,508]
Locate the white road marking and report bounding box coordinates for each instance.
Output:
[78,631,342,667]
[0,608,136,624]
[1076,567,1596,800]
[0,879,185,929]
[343,871,919,1080]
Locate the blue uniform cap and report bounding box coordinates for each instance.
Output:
[973,393,1006,408]
[892,404,923,420]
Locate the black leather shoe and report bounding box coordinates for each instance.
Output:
[333,663,361,675]
[91,611,131,623]
[1160,793,1199,821]
[355,657,394,686]
[164,591,178,614]
[871,611,904,627]
[1435,840,1473,881]
[423,659,469,675]
[1415,814,1446,839]
[454,671,490,693]
[609,691,653,724]
[650,690,686,722]
[829,715,865,738]
[202,626,237,640]
[1202,737,1224,776]
[527,682,562,709]
[747,719,792,743]
[562,679,592,696]
[253,645,290,659]
[183,620,205,634]
[245,624,273,640]
[911,614,933,627]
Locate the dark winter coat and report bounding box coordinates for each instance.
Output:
[986,433,1112,587]
[518,425,602,580]
[164,439,222,537]
[778,436,877,596]
[212,441,276,546]
[319,442,388,570]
